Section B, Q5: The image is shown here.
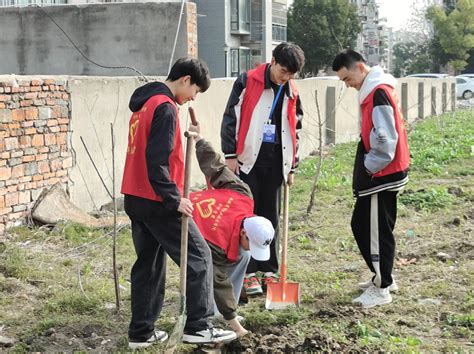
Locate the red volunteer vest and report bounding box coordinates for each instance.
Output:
[237,64,299,164]
[361,84,410,177]
[190,188,254,262]
[121,95,184,201]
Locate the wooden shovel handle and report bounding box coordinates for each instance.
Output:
[188,106,198,126]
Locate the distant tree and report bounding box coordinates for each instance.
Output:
[392,41,432,77]
[426,0,474,73]
[287,0,360,77]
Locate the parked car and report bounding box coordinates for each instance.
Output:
[456,77,474,99]
[406,73,449,79]
[457,73,474,80]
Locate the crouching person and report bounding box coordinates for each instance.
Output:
[188,121,275,336]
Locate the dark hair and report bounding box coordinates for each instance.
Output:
[332,49,366,71]
[167,57,211,93]
[272,42,305,73]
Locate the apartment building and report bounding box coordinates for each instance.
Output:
[193,0,289,78]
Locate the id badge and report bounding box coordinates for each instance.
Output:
[262,123,276,143]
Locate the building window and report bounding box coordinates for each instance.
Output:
[272,24,287,42]
[0,0,66,6]
[231,0,250,33]
[230,48,251,77]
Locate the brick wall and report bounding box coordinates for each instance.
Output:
[0,77,72,235]
[186,2,198,58]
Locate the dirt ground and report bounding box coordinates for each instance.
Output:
[0,110,473,352]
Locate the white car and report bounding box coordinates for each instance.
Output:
[458,73,474,80]
[456,77,474,99]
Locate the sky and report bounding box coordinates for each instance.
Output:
[377,0,414,30]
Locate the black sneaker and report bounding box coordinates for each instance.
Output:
[183,328,237,344]
[128,330,168,349]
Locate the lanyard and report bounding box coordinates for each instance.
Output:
[268,84,284,123]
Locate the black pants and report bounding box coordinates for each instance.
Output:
[351,191,398,289]
[128,217,214,341]
[240,164,283,274]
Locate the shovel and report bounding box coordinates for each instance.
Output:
[265,183,300,310]
[166,107,198,352]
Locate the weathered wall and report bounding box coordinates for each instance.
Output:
[0,75,456,233]
[0,75,72,235]
[0,2,196,76]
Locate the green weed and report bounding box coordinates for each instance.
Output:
[399,187,454,211]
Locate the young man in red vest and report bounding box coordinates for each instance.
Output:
[221,42,305,296]
[332,49,410,308]
[187,121,275,336]
[121,58,236,349]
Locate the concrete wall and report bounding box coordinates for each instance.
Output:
[0,74,457,229]
[0,2,196,76]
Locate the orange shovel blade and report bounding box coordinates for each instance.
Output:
[265,282,300,310]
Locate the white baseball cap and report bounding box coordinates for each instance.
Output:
[243,216,274,261]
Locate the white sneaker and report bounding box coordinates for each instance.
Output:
[128,330,168,349]
[353,284,392,309]
[359,276,399,292]
[183,328,237,344]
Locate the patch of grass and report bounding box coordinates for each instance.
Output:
[399,187,454,211]
[447,314,474,328]
[0,248,31,280]
[409,111,474,174]
[42,292,101,316]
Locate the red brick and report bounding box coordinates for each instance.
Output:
[19,176,31,183]
[56,170,67,177]
[38,147,49,153]
[7,185,17,193]
[0,207,11,216]
[5,192,18,207]
[25,108,38,120]
[47,119,58,126]
[42,86,49,91]
[21,121,34,128]
[22,155,35,162]
[31,135,44,146]
[11,87,19,93]
[20,100,33,107]
[38,160,50,173]
[26,181,36,189]
[32,175,43,181]
[0,196,4,208]
[11,165,24,178]
[56,133,67,145]
[58,118,69,125]
[19,135,31,147]
[30,86,41,92]
[0,167,11,181]
[46,99,55,105]
[24,128,36,135]
[36,154,47,161]
[25,92,37,100]
[43,172,55,179]
[0,103,5,109]
[11,109,25,121]
[50,159,61,171]
[60,125,68,132]
[44,79,55,85]
[49,126,60,133]
[1,152,10,159]
[31,79,42,86]
[0,94,9,102]
[45,134,56,145]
